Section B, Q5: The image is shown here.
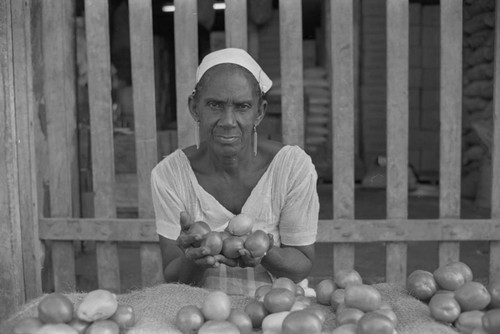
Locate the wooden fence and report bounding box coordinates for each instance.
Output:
[1,0,500,321]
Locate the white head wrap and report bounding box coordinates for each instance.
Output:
[195,48,273,93]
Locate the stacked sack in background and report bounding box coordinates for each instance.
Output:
[461,0,495,208]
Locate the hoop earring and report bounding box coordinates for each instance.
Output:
[253,124,258,156]
[194,121,200,149]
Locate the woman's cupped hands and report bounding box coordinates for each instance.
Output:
[176,211,238,268]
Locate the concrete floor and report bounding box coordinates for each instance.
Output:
[70,184,491,292]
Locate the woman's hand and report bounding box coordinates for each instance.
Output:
[177,211,238,268]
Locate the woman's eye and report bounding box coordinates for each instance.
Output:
[237,104,251,111]
[208,101,222,109]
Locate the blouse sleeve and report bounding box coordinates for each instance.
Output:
[150,161,185,240]
[278,147,319,246]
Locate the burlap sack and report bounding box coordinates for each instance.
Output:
[0,283,458,334]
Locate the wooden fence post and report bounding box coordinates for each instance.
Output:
[0,0,27,320]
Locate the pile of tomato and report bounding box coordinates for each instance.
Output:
[13,289,136,334]
[175,277,325,334]
[406,261,500,334]
[315,269,398,334]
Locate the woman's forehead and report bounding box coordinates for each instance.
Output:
[200,64,259,90]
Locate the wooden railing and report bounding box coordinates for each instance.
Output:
[2,0,500,320]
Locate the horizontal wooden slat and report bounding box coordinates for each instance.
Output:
[39,218,500,243]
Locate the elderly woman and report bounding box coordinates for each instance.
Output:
[151,48,319,296]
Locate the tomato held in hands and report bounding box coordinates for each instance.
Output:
[244,230,270,258]
[227,213,254,236]
[200,231,223,256]
[221,236,245,259]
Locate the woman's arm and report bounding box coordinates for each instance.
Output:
[260,243,315,283]
[158,235,207,285]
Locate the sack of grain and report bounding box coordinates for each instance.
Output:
[1,283,458,334]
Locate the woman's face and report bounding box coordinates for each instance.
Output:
[191,64,266,157]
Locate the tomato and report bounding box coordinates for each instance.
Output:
[336,307,365,326]
[85,320,119,334]
[281,310,323,334]
[67,317,90,334]
[201,231,224,256]
[37,323,79,334]
[487,279,500,308]
[334,269,363,289]
[303,305,327,324]
[374,308,398,327]
[454,310,484,334]
[433,265,465,291]
[188,221,211,247]
[482,309,500,334]
[221,236,245,259]
[357,311,395,334]
[13,317,43,334]
[198,320,240,334]
[344,284,382,312]
[263,288,296,313]
[261,311,290,334]
[37,293,74,324]
[227,213,254,236]
[255,284,272,302]
[227,309,252,334]
[445,261,473,282]
[272,277,298,295]
[244,300,269,328]
[175,305,204,334]
[454,281,491,311]
[330,288,346,311]
[428,293,461,323]
[109,304,135,329]
[331,323,357,334]
[244,230,270,257]
[406,269,438,301]
[202,290,231,321]
[314,279,336,305]
[76,289,118,322]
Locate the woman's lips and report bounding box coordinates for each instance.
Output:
[216,135,239,144]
